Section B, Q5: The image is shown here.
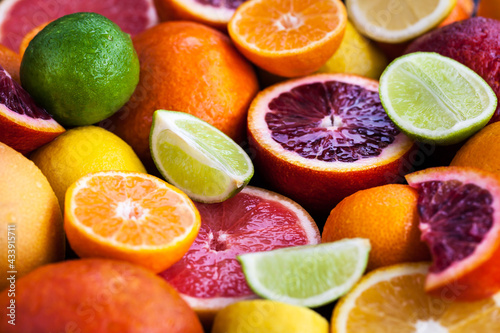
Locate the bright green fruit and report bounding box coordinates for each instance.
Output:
[379,52,497,145]
[20,12,139,126]
[150,110,254,203]
[238,238,371,308]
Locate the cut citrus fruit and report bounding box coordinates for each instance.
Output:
[212,300,329,333]
[247,73,415,214]
[64,171,201,273]
[331,262,500,333]
[322,184,430,271]
[154,0,247,30]
[228,0,347,77]
[406,167,500,301]
[150,110,254,203]
[346,0,456,43]
[0,43,21,83]
[0,0,158,52]
[379,52,497,145]
[159,186,321,325]
[238,238,370,307]
[0,64,64,154]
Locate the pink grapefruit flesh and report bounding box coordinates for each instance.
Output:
[0,0,158,51]
[406,166,500,301]
[159,186,320,324]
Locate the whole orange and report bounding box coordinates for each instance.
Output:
[106,21,259,170]
[0,43,20,83]
[322,184,430,271]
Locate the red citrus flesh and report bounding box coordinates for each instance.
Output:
[248,73,415,214]
[159,186,320,323]
[0,65,64,154]
[406,166,500,301]
[0,0,158,51]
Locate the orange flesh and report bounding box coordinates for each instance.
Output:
[235,0,343,51]
[73,175,193,246]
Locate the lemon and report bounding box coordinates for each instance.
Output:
[20,12,139,126]
[317,21,388,79]
[30,126,146,208]
[346,0,456,43]
[212,300,329,333]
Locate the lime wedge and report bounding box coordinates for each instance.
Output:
[379,52,497,145]
[150,110,254,203]
[346,0,456,43]
[238,238,370,308]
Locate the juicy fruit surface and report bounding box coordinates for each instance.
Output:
[267,79,399,162]
[379,52,497,145]
[109,21,258,169]
[0,142,64,291]
[160,186,320,298]
[0,259,203,333]
[20,12,140,126]
[331,262,500,333]
[0,0,158,51]
[228,0,347,77]
[197,0,245,9]
[212,300,329,333]
[415,180,493,273]
[30,126,146,208]
[238,239,370,307]
[150,110,253,203]
[406,17,500,123]
[322,184,430,271]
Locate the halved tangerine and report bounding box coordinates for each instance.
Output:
[0,65,64,154]
[406,166,500,301]
[64,171,201,273]
[247,73,415,215]
[159,186,321,326]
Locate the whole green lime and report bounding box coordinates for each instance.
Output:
[20,12,140,126]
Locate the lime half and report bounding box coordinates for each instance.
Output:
[150,110,253,203]
[238,238,370,308]
[346,0,456,43]
[379,52,497,145]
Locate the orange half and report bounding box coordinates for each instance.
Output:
[228,0,347,77]
[64,171,201,273]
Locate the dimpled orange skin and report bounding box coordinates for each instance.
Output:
[0,259,204,333]
[0,44,21,83]
[322,184,430,271]
[108,21,259,169]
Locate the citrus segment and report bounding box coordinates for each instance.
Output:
[238,238,370,307]
[228,0,347,77]
[346,0,456,43]
[212,300,329,333]
[65,171,201,273]
[379,52,497,145]
[248,73,414,214]
[406,167,500,301]
[159,186,320,324]
[150,110,253,203]
[331,263,500,333]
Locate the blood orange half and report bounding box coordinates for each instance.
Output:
[247,73,415,215]
[159,186,320,326]
[406,166,500,301]
[0,65,64,154]
[0,0,158,52]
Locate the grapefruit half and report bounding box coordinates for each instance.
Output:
[406,166,500,301]
[0,65,64,154]
[159,186,320,325]
[0,0,158,52]
[247,73,415,215]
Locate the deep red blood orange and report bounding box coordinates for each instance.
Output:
[406,166,500,301]
[159,186,320,326]
[0,0,158,52]
[0,65,64,154]
[247,73,415,215]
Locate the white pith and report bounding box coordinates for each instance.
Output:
[171,0,235,23]
[248,73,414,171]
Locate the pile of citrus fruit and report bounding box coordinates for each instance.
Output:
[2,0,500,332]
